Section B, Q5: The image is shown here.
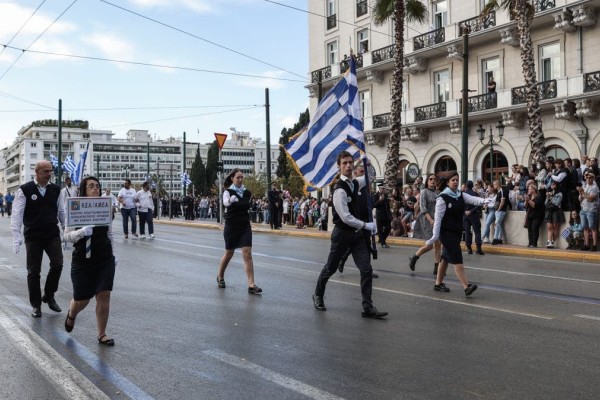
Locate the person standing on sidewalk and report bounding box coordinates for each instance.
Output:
[135,182,155,238]
[463,180,484,255]
[268,183,282,229]
[5,191,14,216]
[577,173,599,251]
[63,176,116,346]
[118,179,137,239]
[373,184,392,248]
[10,160,65,318]
[312,151,387,319]
[427,171,491,296]
[217,169,262,294]
[492,179,508,245]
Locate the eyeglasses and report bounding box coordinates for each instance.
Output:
[86,184,100,189]
[428,177,436,180]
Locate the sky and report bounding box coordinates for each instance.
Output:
[0,0,310,148]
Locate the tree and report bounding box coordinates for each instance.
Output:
[205,140,219,193]
[482,0,545,163]
[243,171,267,198]
[190,145,207,195]
[373,0,428,190]
[276,109,311,197]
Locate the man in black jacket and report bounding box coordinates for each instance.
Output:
[268,183,282,229]
[373,184,392,248]
[463,180,484,255]
[11,160,65,318]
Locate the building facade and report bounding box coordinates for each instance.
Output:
[308,0,600,184]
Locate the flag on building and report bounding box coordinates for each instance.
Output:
[181,171,192,187]
[50,153,59,169]
[72,142,89,185]
[283,54,364,189]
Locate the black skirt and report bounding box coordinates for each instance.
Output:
[439,230,463,264]
[71,256,116,301]
[224,222,252,250]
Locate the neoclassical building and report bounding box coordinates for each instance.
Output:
[307,0,600,184]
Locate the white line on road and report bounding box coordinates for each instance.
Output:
[0,307,110,400]
[203,349,346,400]
[466,266,600,285]
[574,314,600,321]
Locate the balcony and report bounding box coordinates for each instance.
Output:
[459,11,496,36]
[414,102,446,122]
[356,0,368,18]
[459,92,497,113]
[413,28,445,51]
[373,113,392,129]
[326,14,336,30]
[583,70,600,93]
[310,65,332,84]
[511,80,557,105]
[339,54,363,74]
[371,44,395,64]
[532,0,555,13]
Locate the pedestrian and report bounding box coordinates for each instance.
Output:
[0,192,4,217]
[268,182,282,229]
[63,176,116,346]
[373,184,392,248]
[5,191,14,216]
[427,171,491,296]
[545,181,564,248]
[59,176,78,209]
[312,151,387,319]
[525,184,545,247]
[117,179,138,239]
[577,172,598,251]
[10,160,65,317]
[135,181,155,238]
[217,169,262,294]
[102,187,119,220]
[492,179,508,245]
[463,180,484,255]
[409,173,442,275]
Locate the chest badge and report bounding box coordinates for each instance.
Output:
[346,196,352,203]
[31,194,38,201]
[448,203,452,208]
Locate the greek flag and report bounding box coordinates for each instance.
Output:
[63,154,77,177]
[283,55,364,188]
[181,172,192,187]
[560,227,572,239]
[72,142,89,185]
[50,153,59,169]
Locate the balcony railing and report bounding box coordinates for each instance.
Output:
[511,80,557,105]
[583,70,600,92]
[415,102,447,121]
[356,0,368,17]
[311,66,332,83]
[373,113,391,129]
[413,28,445,51]
[327,14,336,30]
[371,44,395,64]
[459,11,496,36]
[532,0,555,12]
[459,92,497,113]
[340,54,363,74]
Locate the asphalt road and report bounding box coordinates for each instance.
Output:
[0,216,599,399]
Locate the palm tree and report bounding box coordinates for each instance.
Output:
[373,0,428,190]
[483,0,545,163]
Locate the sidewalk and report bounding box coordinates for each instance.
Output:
[154,217,600,264]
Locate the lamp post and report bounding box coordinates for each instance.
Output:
[477,121,505,181]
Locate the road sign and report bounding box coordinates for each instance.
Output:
[214,133,227,150]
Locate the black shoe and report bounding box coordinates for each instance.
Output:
[476,248,485,255]
[42,295,61,312]
[312,294,326,311]
[337,260,345,273]
[591,246,597,252]
[467,246,473,254]
[65,310,75,332]
[433,262,438,276]
[248,285,262,295]
[434,283,450,292]
[465,283,478,297]
[381,243,390,248]
[217,276,226,288]
[581,245,590,251]
[408,255,419,271]
[361,307,388,319]
[31,307,42,318]
[372,273,379,279]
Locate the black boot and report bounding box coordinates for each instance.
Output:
[408,254,419,271]
[476,246,485,255]
[467,245,473,255]
[433,262,439,276]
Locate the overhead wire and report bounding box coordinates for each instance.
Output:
[0,90,55,110]
[0,0,47,58]
[0,104,261,112]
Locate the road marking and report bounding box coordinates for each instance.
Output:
[0,307,110,400]
[331,280,554,320]
[466,266,600,285]
[203,349,345,400]
[574,314,600,321]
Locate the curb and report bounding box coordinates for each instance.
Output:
[154,219,600,264]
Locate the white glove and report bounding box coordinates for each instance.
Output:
[364,222,377,235]
[229,195,239,203]
[13,237,22,254]
[81,226,94,236]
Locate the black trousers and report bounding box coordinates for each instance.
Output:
[315,227,373,310]
[25,236,63,308]
[527,216,544,247]
[463,213,482,246]
[269,205,280,228]
[376,217,391,244]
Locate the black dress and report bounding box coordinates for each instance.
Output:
[223,188,252,250]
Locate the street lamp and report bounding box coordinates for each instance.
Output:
[477,121,505,181]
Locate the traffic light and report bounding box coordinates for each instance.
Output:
[216,161,224,172]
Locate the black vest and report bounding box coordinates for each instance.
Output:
[224,188,252,225]
[332,179,360,230]
[72,226,113,263]
[440,193,465,234]
[20,181,61,240]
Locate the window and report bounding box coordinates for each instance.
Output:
[326,0,336,30]
[327,41,338,65]
[80,144,86,149]
[540,42,560,81]
[482,57,500,93]
[30,153,37,159]
[359,90,371,119]
[433,0,448,29]
[435,156,457,176]
[357,0,368,17]
[357,29,369,53]
[546,145,568,160]
[30,142,37,147]
[434,70,450,103]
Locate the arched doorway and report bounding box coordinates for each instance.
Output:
[481,150,508,182]
[435,156,457,177]
[396,160,409,188]
[546,145,569,160]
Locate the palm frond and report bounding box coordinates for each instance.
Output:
[372,0,394,26]
[405,0,428,23]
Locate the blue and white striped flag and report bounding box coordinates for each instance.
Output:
[284,55,364,188]
[72,142,89,185]
[50,153,59,169]
[181,171,192,187]
[63,154,77,177]
[560,227,572,239]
